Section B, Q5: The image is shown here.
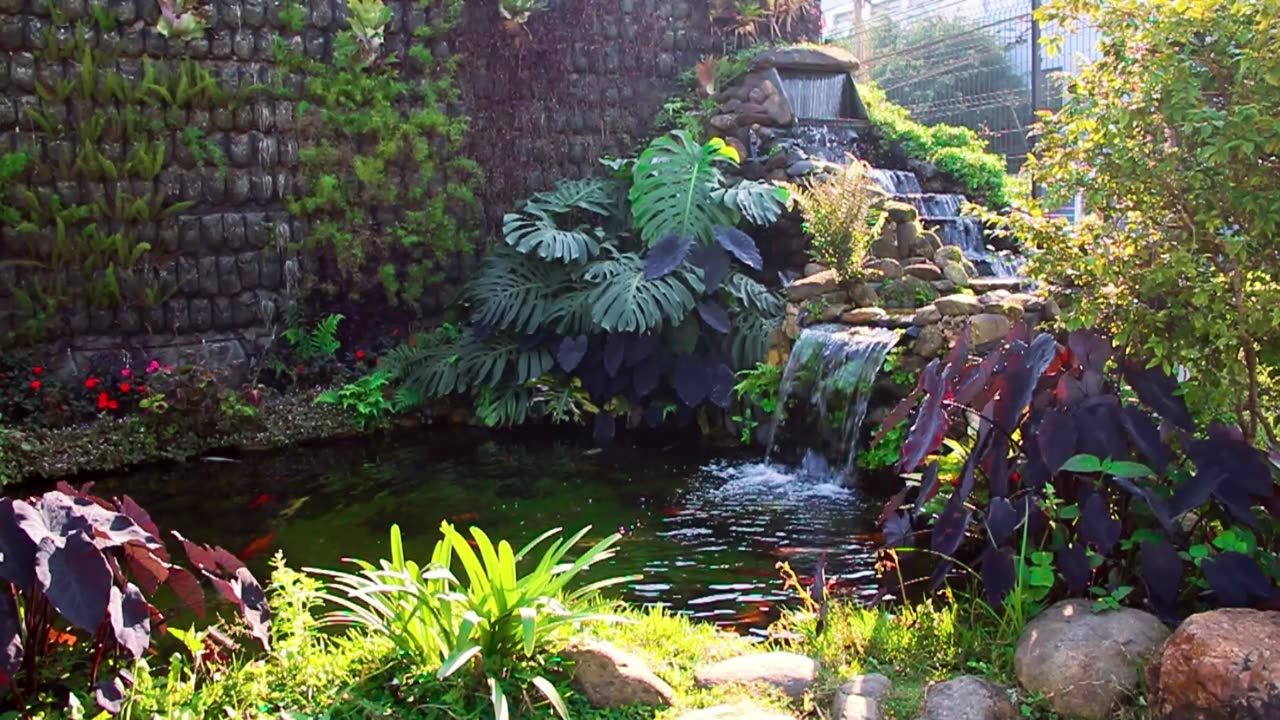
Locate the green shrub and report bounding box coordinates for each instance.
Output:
[860,82,1014,208]
[788,158,887,281]
[308,522,634,718]
[315,370,393,431]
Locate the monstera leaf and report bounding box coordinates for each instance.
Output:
[584,251,702,333]
[629,131,738,247]
[502,209,602,264]
[465,247,570,334]
[723,271,783,316]
[524,177,621,216]
[715,180,789,226]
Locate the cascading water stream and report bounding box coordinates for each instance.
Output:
[764,325,899,478]
[778,72,850,120]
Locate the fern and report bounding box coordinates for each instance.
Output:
[502,209,602,264]
[283,312,343,362]
[584,251,702,333]
[465,248,570,334]
[629,131,738,247]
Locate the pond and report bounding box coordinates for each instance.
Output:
[87,431,886,630]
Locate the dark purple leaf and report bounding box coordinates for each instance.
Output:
[883,512,912,548]
[95,676,126,714]
[1140,539,1182,619]
[1077,493,1121,554]
[517,331,546,353]
[986,497,1019,545]
[625,334,657,367]
[211,547,246,575]
[712,225,762,269]
[928,558,954,592]
[1037,409,1078,474]
[1023,432,1052,490]
[14,494,90,546]
[1123,360,1193,431]
[644,403,665,428]
[0,591,21,686]
[592,413,616,444]
[1073,398,1128,461]
[166,566,205,618]
[632,357,661,398]
[981,547,1015,607]
[1203,424,1275,497]
[1067,329,1111,377]
[109,583,151,659]
[1120,405,1169,473]
[35,531,112,633]
[1201,552,1274,607]
[672,355,709,407]
[899,361,948,473]
[870,389,919,448]
[123,543,168,596]
[707,363,736,409]
[1056,543,1090,595]
[604,334,626,376]
[696,300,731,334]
[0,499,36,591]
[117,495,162,544]
[643,234,692,279]
[1015,495,1049,540]
[878,487,911,528]
[913,462,941,516]
[689,243,731,290]
[953,348,1001,407]
[556,336,589,372]
[233,567,270,650]
[174,532,217,573]
[941,324,970,383]
[1168,470,1225,517]
[931,491,970,557]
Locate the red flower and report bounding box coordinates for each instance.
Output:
[29,380,40,390]
[295,365,306,374]
[391,328,400,336]
[355,350,365,360]
[119,383,132,393]
[135,386,146,394]
[31,366,42,375]
[108,400,119,410]
[97,392,110,410]
[85,377,99,389]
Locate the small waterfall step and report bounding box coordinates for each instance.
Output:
[969,277,1032,293]
[765,324,900,478]
[892,192,965,218]
[870,169,923,195]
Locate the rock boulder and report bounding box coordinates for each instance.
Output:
[920,676,1015,720]
[563,641,675,708]
[1146,608,1280,720]
[832,674,891,720]
[935,294,983,316]
[694,652,818,701]
[786,269,839,302]
[1015,599,1169,720]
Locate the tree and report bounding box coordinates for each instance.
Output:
[992,0,1280,444]
[860,16,1034,164]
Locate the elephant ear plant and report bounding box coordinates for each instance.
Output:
[874,325,1280,622]
[0,483,269,714]
[308,521,635,720]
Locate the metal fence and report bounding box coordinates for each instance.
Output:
[825,0,1100,174]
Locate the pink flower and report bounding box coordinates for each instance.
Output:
[121,368,132,378]
[146,360,161,374]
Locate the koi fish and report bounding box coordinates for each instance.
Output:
[236,532,274,561]
[248,493,274,510]
[452,512,479,523]
[47,628,77,647]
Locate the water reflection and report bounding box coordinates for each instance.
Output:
[87,433,883,627]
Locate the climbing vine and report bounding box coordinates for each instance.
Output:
[276,0,481,309]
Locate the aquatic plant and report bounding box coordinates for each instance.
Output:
[876,325,1280,620]
[0,486,268,713]
[309,522,632,718]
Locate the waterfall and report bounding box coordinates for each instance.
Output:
[926,217,1023,278]
[778,72,850,120]
[870,169,923,195]
[765,325,899,477]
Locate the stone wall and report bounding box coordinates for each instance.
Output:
[0,0,820,373]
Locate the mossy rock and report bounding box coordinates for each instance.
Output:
[880,275,939,309]
[881,200,919,224]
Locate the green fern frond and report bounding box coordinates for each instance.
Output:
[465,248,570,334]
[723,272,783,317]
[629,131,738,247]
[583,251,701,333]
[502,209,602,264]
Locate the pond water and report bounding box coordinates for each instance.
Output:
[88,431,885,629]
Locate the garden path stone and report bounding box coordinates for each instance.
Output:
[674,702,797,720]
[918,675,1015,720]
[1145,608,1280,720]
[1015,599,1168,720]
[694,651,818,700]
[833,673,892,720]
[563,641,674,708]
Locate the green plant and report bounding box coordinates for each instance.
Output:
[316,371,394,430]
[309,522,633,718]
[860,82,1014,208]
[730,363,781,443]
[155,0,207,38]
[859,419,906,472]
[282,313,344,364]
[985,0,1280,444]
[789,158,887,281]
[346,0,391,56]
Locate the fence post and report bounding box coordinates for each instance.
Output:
[1030,0,1042,197]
